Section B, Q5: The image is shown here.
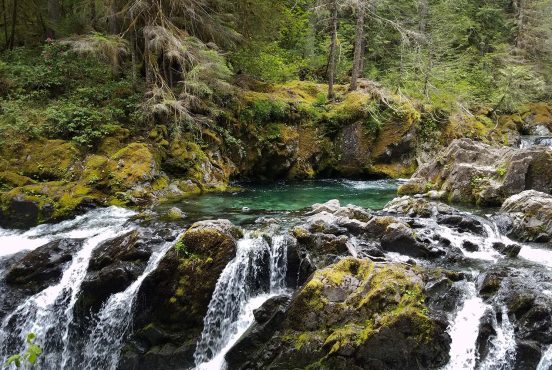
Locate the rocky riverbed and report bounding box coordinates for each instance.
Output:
[1,135,552,369]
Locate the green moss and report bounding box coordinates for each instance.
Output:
[108,143,158,190]
[283,257,437,366]
[496,163,508,177]
[1,180,102,224]
[4,139,81,181]
[296,332,314,351]
[0,171,35,190]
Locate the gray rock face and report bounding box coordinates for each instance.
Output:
[399,139,552,206]
[76,231,153,315]
[225,295,291,368]
[6,239,83,292]
[495,190,552,242]
[479,268,552,369]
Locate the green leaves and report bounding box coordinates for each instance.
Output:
[4,332,43,369]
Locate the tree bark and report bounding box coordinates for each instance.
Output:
[89,0,97,30]
[107,0,119,34]
[327,0,338,100]
[2,0,8,48]
[47,0,61,38]
[350,0,366,91]
[8,0,16,49]
[514,0,526,51]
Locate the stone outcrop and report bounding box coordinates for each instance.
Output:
[5,239,83,293]
[75,231,154,315]
[399,139,552,206]
[477,267,552,369]
[494,190,552,242]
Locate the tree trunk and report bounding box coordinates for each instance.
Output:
[8,0,16,49]
[89,0,97,30]
[107,1,119,34]
[47,0,61,38]
[327,0,338,100]
[419,0,428,34]
[130,28,138,82]
[514,0,526,51]
[350,1,366,91]
[145,34,154,88]
[2,0,8,48]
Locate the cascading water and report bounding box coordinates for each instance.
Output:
[269,235,288,292]
[194,233,290,370]
[444,282,488,370]
[538,345,552,370]
[0,207,136,368]
[80,237,178,370]
[479,307,516,370]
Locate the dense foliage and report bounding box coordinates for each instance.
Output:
[0,0,550,147]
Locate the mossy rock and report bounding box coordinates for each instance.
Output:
[2,139,81,181]
[0,171,35,191]
[0,181,102,228]
[97,126,131,156]
[131,220,242,365]
[232,258,450,369]
[107,143,160,191]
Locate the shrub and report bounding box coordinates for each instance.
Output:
[44,101,117,147]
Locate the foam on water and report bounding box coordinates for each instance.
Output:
[443,282,488,370]
[0,207,136,368]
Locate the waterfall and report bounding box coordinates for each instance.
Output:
[538,345,552,370]
[479,307,516,370]
[269,235,288,292]
[443,282,488,370]
[194,234,289,369]
[0,207,136,368]
[80,237,178,370]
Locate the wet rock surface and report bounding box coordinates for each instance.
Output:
[477,266,552,368]
[399,139,552,206]
[119,219,242,369]
[5,239,83,292]
[495,190,552,242]
[76,231,154,315]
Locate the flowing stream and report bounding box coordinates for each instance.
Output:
[0,207,136,367]
[193,234,291,369]
[0,180,551,369]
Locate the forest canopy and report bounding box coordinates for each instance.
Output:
[0,0,551,132]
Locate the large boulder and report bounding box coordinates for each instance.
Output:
[399,139,552,206]
[119,219,242,370]
[75,231,153,315]
[226,258,451,370]
[495,190,552,242]
[0,239,82,321]
[5,239,82,293]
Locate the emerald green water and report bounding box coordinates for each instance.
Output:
[162,179,401,225]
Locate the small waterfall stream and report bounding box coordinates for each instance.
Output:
[444,282,488,370]
[538,345,552,370]
[80,237,179,370]
[0,207,136,368]
[194,233,290,369]
[479,308,517,370]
